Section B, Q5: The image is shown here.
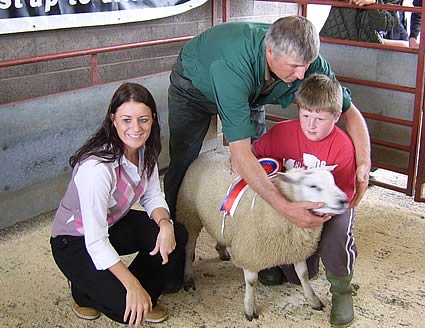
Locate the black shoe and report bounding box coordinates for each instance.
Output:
[162,278,183,294]
[258,266,286,286]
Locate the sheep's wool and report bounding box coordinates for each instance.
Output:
[176,149,322,272]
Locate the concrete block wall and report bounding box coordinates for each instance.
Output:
[266,42,417,171]
[0,72,218,229]
[0,0,296,105]
[0,0,297,229]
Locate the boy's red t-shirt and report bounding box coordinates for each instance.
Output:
[253,119,356,203]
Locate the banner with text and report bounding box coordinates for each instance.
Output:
[0,0,208,34]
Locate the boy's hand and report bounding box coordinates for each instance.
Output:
[352,164,370,207]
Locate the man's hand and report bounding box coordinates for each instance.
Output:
[230,138,333,229]
[280,201,332,228]
[352,163,370,207]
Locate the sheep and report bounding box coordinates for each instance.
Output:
[176,149,348,321]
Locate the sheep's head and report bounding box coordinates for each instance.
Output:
[275,166,348,215]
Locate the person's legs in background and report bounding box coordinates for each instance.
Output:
[163,58,216,293]
[258,253,320,286]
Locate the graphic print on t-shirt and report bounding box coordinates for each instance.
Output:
[284,153,327,170]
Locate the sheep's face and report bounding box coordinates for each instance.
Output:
[277,167,348,215]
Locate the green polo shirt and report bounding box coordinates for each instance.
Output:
[181,22,352,142]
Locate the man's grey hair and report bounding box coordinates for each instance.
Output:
[264,16,320,63]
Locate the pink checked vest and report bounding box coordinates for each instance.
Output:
[52,157,145,237]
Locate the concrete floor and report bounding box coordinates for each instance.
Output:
[1,169,425,328]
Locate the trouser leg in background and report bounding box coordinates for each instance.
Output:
[279,252,321,285]
[51,210,172,324]
[163,57,214,293]
[250,105,267,139]
[164,56,217,221]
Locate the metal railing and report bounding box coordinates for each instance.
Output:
[259,0,425,201]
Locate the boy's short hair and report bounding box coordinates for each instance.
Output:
[296,74,343,116]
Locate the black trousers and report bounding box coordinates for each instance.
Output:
[164,56,216,220]
[51,209,188,324]
[164,56,267,220]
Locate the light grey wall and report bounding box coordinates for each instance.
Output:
[0,72,218,229]
[0,0,296,229]
[0,0,296,105]
[267,42,418,171]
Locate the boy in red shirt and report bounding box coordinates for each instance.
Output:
[253,74,358,327]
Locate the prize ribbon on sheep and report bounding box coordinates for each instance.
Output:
[220,158,282,218]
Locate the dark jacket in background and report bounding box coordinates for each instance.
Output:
[319,0,396,43]
[382,0,408,41]
[410,0,422,40]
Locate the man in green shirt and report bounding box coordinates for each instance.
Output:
[164,16,370,325]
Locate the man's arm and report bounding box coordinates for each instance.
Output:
[229,138,331,228]
[341,103,371,206]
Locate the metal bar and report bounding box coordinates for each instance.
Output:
[300,3,307,16]
[320,37,417,53]
[406,0,425,196]
[363,113,413,127]
[90,54,99,86]
[265,114,288,122]
[266,115,410,151]
[414,2,425,202]
[415,118,425,201]
[255,0,422,13]
[337,76,416,94]
[369,180,407,193]
[0,36,193,69]
[222,0,230,23]
[371,161,408,175]
[211,0,218,26]
[370,138,410,152]
[221,0,231,146]
[266,112,412,127]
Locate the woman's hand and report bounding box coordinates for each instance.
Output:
[124,279,152,327]
[109,261,152,327]
[149,220,176,264]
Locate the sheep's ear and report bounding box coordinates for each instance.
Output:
[321,165,338,172]
[277,170,304,184]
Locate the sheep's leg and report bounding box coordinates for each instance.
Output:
[294,261,324,310]
[183,233,198,291]
[215,242,231,261]
[242,269,259,321]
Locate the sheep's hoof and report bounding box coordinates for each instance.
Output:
[215,243,231,261]
[244,311,259,321]
[310,298,324,311]
[183,278,196,291]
